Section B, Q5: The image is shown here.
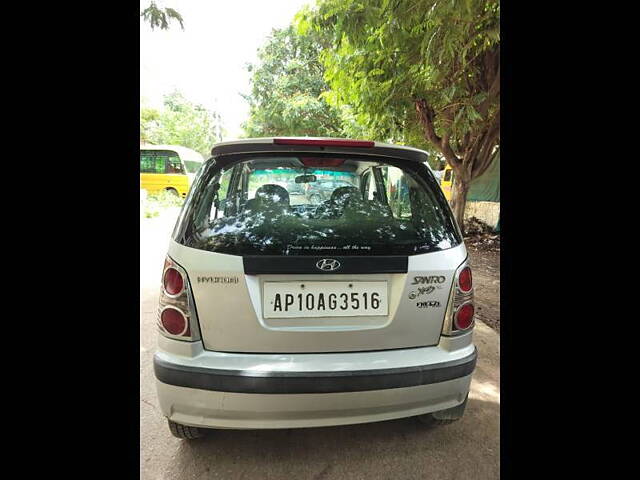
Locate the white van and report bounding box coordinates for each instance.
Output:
[153,137,476,439]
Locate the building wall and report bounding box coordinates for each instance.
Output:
[464,201,500,229]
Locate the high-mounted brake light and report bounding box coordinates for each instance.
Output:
[274,138,375,148]
[157,256,199,341]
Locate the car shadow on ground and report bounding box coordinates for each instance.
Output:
[162,398,499,479]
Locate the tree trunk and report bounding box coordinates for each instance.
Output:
[451,175,469,236]
[414,98,498,235]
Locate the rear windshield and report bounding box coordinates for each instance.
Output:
[183,160,202,173]
[175,154,461,256]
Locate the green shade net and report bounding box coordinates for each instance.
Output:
[467,152,500,202]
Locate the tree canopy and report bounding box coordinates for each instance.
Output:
[242,25,370,139]
[140,91,223,157]
[140,2,184,30]
[298,0,500,231]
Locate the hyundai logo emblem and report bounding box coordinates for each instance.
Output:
[316,258,341,272]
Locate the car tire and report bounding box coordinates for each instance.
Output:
[417,415,459,427]
[309,194,322,205]
[417,394,468,427]
[165,188,179,196]
[167,419,206,439]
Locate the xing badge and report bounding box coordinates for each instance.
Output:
[416,300,440,308]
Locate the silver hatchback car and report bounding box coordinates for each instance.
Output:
[154,137,476,439]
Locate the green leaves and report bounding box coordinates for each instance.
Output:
[140,2,184,31]
[140,91,223,156]
[242,25,347,138]
[299,0,500,155]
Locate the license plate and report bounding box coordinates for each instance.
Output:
[263,281,388,319]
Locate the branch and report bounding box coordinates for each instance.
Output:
[141,2,184,31]
[471,111,500,178]
[477,49,500,119]
[415,98,461,167]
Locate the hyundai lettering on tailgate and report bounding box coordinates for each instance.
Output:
[263,281,389,318]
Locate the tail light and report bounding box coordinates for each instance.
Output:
[457,266,472,293]
[442,261,475,335]
[157,256,200,341]
[163,267,184,296]
[160,307,190,336]
[454,302,474,330]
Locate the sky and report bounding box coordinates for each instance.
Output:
[140,0,311,140]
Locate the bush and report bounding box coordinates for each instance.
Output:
[142,190,184,218]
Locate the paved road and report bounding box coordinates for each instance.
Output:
[140,210,500,480]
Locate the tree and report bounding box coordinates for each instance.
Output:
[140,104,161,144]
[243,25,356,138]
[140,2,184,30]
[140,91,224,157]
[299,0,500,232]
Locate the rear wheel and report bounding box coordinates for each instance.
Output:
[167,419,206,439]
[417,394,468,427]
[417,414,459,427]
[165,187,179,197]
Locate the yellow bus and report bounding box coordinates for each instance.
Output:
[440,164,453,201]
[140,145,205,198]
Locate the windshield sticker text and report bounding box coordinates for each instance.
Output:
[287,244,372,252]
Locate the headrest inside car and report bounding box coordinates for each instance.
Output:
[255,184,290,206]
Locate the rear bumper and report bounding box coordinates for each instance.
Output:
[154,348,476,394]
[153,343,476,429]
[156,375,473,429]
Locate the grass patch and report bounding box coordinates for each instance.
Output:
[142,190,184,218]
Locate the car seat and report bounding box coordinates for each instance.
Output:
[314,186,361,219]
[244,184,291,216]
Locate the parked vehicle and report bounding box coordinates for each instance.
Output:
[305,179,358,204]
[153,137,476,439]
[281,180,305,196]
[140,144,204,198]
[440,164,454,201]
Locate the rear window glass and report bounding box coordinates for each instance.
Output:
[184,160,202,173]
[177,155,460,256]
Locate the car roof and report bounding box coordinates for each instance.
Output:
[140,144,204,162]
[209,137,429,164]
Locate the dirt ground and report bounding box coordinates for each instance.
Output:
[465,234,500,333]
